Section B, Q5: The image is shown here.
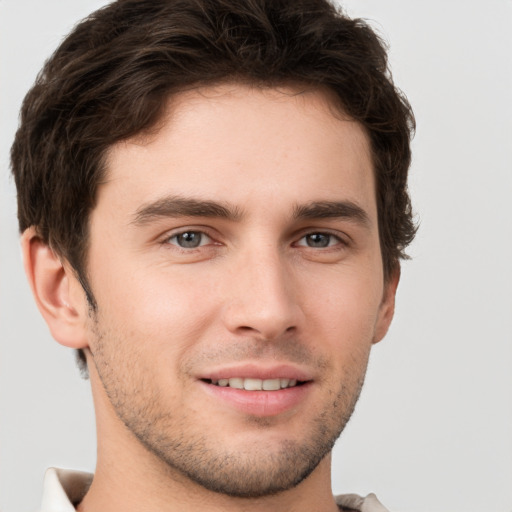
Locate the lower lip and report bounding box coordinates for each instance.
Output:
[199,381,313,417]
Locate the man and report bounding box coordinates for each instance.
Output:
[10,0,415,510]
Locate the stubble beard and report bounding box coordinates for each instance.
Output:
[89,313,369,498]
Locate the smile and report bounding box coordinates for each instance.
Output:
[207,378,300,390]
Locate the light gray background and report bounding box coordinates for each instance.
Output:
[1,1,511,511]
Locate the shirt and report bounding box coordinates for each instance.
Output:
[39,467,390,512]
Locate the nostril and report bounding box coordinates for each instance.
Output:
[238,325,256,333]
[236,324,296,337]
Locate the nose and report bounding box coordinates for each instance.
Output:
[221,245,302,340]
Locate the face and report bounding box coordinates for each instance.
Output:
[83,83,396,497]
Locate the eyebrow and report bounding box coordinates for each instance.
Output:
[293,200,371,227]
[132,196,244,225]
[132,196,370,228]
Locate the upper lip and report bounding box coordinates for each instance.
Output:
[197,363,314,382]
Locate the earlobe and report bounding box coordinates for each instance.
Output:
[372,266,400,344]
[21,227,89,349]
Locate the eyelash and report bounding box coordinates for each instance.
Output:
[161,229,348,251]
[165,230,214,250]
[294,232,346,249]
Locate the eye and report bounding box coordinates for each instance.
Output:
[296,233,342,248]
[167,231,212,249]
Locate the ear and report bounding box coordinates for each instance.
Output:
[372,266,400,344]
[21,227,89,349]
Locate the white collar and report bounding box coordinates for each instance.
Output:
[40,468,92,512]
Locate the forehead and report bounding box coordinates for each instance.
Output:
[98,83,375,220]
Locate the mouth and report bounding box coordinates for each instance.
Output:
[203,377,304,391]
[197,364,314,416]
[198,372,313,417]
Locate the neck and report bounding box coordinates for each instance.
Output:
[78,450,339,512]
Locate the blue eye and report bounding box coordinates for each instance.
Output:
[298,233,340,248]
[168,231,210,248]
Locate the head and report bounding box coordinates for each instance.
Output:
[12,0,415,500]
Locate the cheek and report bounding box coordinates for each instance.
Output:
[89,257,221,358]
[300,264,384,347]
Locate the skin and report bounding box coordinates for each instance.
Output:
[23,83,398,512]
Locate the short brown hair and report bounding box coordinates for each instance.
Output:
[11,0,416,367]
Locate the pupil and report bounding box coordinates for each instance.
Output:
[308,234,329,248]
[178,232,200,248]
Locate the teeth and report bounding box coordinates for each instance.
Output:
[244,378,262,391]
[228,378,244,389]
[211,377,299,390]
[262,379,281,391]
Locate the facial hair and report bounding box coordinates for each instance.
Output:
[88,310,370,498]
